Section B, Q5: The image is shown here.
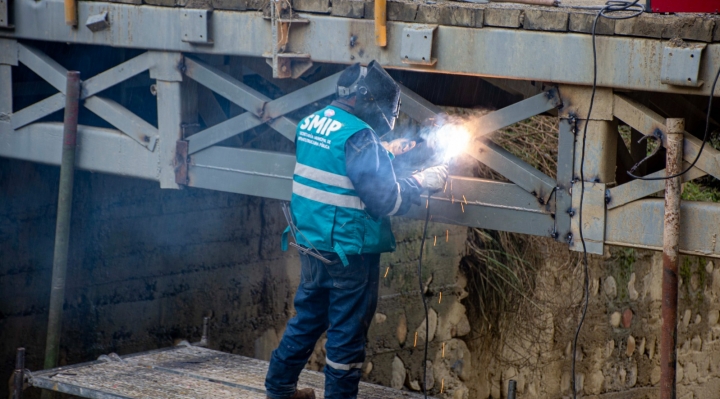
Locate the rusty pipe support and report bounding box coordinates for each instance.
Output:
[43,71,81,376]
[374,0,387,47]
[660,118,684,399]
[13,348,25,399]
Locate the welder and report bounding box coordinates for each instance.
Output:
[264,61,449,399]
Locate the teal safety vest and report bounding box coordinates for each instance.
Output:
[282,105,396,266]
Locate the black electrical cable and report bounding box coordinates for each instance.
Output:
[626,67,720,180]
[572,2,643,399]
[417,194,432,399]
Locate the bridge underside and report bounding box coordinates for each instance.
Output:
[1,0,720,258]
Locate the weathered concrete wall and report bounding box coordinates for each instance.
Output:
[0,157,300,397]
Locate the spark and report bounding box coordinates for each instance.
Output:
[461,203,465,213]
[434,236,437,246]
[439,292,442,303]
[444,181,447,193]
[426,199,429,208]
[384,267,390,278]
[414,332,418,347]
[451,195,454,204]
[446,230,449,242]
[441,379,445,393]
[442,342,445,358]
[463,195,468,204]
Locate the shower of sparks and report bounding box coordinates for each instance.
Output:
[384,267,390,278]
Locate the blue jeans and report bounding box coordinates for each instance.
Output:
[265,251,380,399]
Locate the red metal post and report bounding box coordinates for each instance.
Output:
[660,118,684,399]
[44,71,81,372]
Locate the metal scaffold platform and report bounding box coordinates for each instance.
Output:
[27,345,432,399]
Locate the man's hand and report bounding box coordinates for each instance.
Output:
[412,165,449,192]
[381,138,417,156]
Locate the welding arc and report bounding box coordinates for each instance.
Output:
[417,194,432,399]
[571,2,643,399]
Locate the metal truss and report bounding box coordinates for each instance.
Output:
[171,56,567,239]
[1,38,720,257]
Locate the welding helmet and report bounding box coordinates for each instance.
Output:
[337,61,401,136]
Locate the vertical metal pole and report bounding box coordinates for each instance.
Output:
[13,348,25,399]
[43,71,81,372]
[660,118,684,399]
[507,380,517,399]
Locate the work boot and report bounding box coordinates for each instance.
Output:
[266,388,315,399]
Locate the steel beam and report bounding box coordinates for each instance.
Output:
[0,122,158,179]
[471,89,561,138]
[606,199,720,258]
[570,181,606,255]
[9,0,720,95]
[156,80,184,189]
[575,119,618,184]
[187,147,555,235]
[184,57,267,116]
[11,93,66,130]
[555,118,575,242]
[607,163,705,210]
[406,177,555,237]
[17,44,69,94]
[0,64,11,122]
[399,83,442,124]
[188,146,295,200]
[84,96,159,150]
[187,112,266,154]
[614,94,720,180]
[186,64,338,152]
[262,72,340,120]
[81,52,153,99]
[469,139,557,200]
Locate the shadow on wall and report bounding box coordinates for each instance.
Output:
[0,157,299,399]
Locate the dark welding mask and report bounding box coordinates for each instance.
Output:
[337,61,401,136]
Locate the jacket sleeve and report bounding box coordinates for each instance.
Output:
[345,129,422,219]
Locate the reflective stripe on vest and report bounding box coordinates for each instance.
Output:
[292,181,365,210]
[294,162,355,190]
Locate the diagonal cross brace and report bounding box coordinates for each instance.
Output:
[465,90,561,200]
[11,52,154,131]
[84,96,159,151]
[184,59,340,154]
[18,44,69,94]
[614,94,720,180]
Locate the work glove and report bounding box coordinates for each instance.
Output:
[412,165,449,192]
[382,138,417,156]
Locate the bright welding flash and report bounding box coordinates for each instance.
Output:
[436,123,470,162]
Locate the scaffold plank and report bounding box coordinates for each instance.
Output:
[28,346,433,399]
